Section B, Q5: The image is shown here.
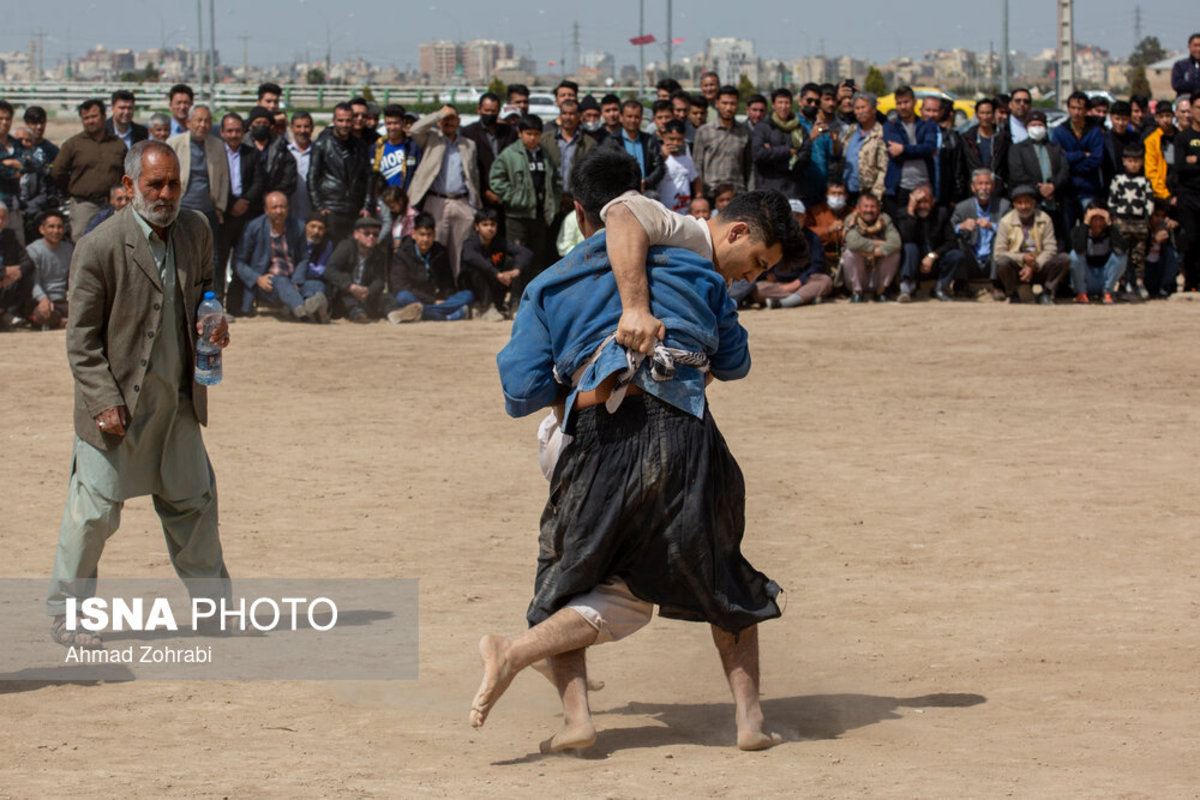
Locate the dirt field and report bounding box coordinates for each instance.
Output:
[3,299,1199,798]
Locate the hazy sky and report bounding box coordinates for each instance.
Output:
[1,0,1194,77]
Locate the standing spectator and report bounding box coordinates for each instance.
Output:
[233,191,328,321]
[688,196,712,220]
[1174,100,1200,290]
[882,86,938,220]
[408,104,481,280]
[459,207,532,318]
[752,88,804,199]
[895,184,962,302]
[1088,96,1110,121]
[798,83,821,124]
[0,100,32,244]
[1171,34,1200,98]
[925,96,969,208]
[1101,101,1139,189]
[657,120,701,213]
[601,101,665,194]
[1177,96,1194,133]
[669,90,690,123]
[844,91,887,202]
[579,95,603,137]
[699,72,721,123]
[841,192,901,302]
[256,82,283,113]
[147,113,172,142]
[1052,91,1105,228]
[386,212,474,323]
[650,99,675,141]
[325,216,388,322]
[460,93,516,222]
[686,94,708,148]
[1144,100,1178,201]
[795,86,844,205]
[490,115,561,287]
[0,202,35,327]
[836,79,857,125]
[82,183,132,236]
[541,98,594,208]
[1108,145,1155,297]
[1130,95,1152,134]
[307,102,371,244]
[287,111,315,220]
[271,111,289,141]
[656,77,682,101]
[245,106,297,198]
[26,209,72,328]
[348,97,378,145]
[51,99,127,240]
[12,126,52,243]
[168,105,228,256]
[745,94,768,130]
[371,104,422,196]
[994,185,1070,304]
[963,98,1010,195]
[1067,205,1127,304]
[599,94,624,142]
[1007,88,1033,144]
[693,86,751,196]
[507,84,532,117]
[167,83,194,136]
[1008,110,1070,233]
[23,106,58,169]
[217,113,266,311]
[951,169,1011,299]
[105,89,148,149]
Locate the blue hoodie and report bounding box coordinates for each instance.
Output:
[1052,118,1105,196]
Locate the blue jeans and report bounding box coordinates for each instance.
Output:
[1069,252,1126,295]
[245,276,325,315]
[392,289,475,320]
[900,243,964,292]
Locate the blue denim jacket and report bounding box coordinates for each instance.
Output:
[497,231,751,430]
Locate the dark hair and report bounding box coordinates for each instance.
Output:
[719,190,806,263]
[555,79,578,95]
[818,83,837,98]
[38,208,66,227]
[770,88,793,102]
[1067,90,1089,106]
[922,95,943,113]
[0,100,13,117]
[383,104,407,119]
[333,102,353,115]
[474,207,500,225]
[713,182,738,198]
[559,98,579,113]
[221,112,245,129]
[78,98,106,115]
[975,98,995,113]
[257,82,283,99]
[1088,96,1110,110]
[689,94,708,110]
[1110,100,1132,116]
[994,93,1011,106]
[506,83,530,99]
[412,213,436,231]
[651,99,673,115]
[1130,94,1150,111]
[348,96,368,108]
[111,89,135,104]
[670,89,690,103]
[23,105,46,124]
[893,85,915,101]
[656,77,682,94]
[479,92,500,107]
[800,83,820,96]
[663,119,686,135]
[600,93,621,107]
[1011,87,1032,100]
[620,100,643,115]
[168,83,194,102]
[306,212,327,226]
[291,110,313,124]
[570,149,642,227]
[717,85,740,100]
[518,114,544,132]
[857,192,881,207]
[1122,144,1146,159]
[1190,33,1200,44]
[746,94,768,107]
[381,185,409,209]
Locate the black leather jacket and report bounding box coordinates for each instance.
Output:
[306,128,369,216]
[245,133,298,197]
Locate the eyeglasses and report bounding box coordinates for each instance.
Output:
[1011,98,1031,104]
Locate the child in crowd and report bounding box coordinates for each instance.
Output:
[1107,145,1155,298]
[656,120,701,214]
[459,208,533,320]
[386,214,475,323]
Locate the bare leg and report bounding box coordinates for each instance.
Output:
[471,608,599,728]
[531,657,605,692]
[539,648,597,753]
[711,624,780,750]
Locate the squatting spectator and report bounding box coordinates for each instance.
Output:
[26,209,72,328]
[841,192,901,302]
[325,216,388,322]
[233,191,329,322]
[951,169,1011,299]
[896,184,962,302]
[994,184,1069,304]
[386,213,474,323]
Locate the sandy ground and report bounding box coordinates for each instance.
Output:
[3,298,1200,799]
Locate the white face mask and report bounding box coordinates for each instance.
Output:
[1028,125,1047,142]
[582,119,603,133]
[827,195,847,211]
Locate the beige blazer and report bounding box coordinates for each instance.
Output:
[67,206,213,450]
[408,108,481,208]
[167,131,230,215]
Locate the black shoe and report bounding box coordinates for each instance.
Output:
[850,292,864,303]
[348,308,370,324]
[873,292,894,302]
[1039,291,1055,306]
[1008,293,1022,304]
[932,285,953,302]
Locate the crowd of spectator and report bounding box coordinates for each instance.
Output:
[5,34,1200,331]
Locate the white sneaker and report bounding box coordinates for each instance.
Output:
[480,306,506,322]
[386,302,423,324]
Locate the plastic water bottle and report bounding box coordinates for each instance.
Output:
[195,291,224,386]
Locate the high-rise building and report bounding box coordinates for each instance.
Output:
[420,40,461,82]
[706,38,757,87]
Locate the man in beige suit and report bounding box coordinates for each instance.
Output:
[408,105,481,279]
[167,105,228,283]
[47,140,232,648]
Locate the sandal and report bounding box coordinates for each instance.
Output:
[51,614,104,649]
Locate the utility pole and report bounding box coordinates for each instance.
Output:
[1001,0,1009,93]
[238,34,250,77]
[638,0,645,98]
[196,0,204,85]
[1134,4,1143,50]
[208,0,216,104]
[1057,0,1074,104]
[572,20,580,75]
[666,0,673,79]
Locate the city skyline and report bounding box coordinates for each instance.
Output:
[0,0,1193,78]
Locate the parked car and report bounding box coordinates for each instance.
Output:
[879,87,976,127]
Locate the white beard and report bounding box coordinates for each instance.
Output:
[132,186,180,229]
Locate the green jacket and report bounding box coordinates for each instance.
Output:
[489,141,561,226]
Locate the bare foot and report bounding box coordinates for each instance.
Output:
[539,719,597,754]
[470,634,516,728]
[531,658,605,691]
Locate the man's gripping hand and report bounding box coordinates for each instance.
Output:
[617,308,666,355]
[94,406,129,436]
